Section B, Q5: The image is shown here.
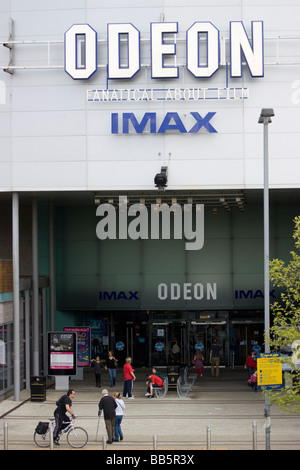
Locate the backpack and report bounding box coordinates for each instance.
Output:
[35,421,49,435]
[56,394,67,407]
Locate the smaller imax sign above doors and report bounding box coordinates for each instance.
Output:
[64,21,264,80]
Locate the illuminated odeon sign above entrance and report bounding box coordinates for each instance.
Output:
[64,21,264,80]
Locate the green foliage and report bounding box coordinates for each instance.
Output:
[267,216,300,414]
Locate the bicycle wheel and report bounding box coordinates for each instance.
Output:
[33,430,50,448]
[67,426,88,448]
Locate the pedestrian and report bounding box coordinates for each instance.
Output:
[152,366,164,380]
[53,389,76,446]
[112,392,125,442]
[105,350,118,387]
[98,389,117,444]
[192,350,205,378]
[123,357,136,399]
[210,339,222,378]
[145,366,164,396]
[171,339,181,363]
[91,356,104,387]
[244,350,257,381]
[249,369,258,391]
[145,372,164,398]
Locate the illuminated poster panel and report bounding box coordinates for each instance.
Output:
[48,332,77,375]
[63,327,91,367]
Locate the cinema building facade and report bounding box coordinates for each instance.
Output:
[0,1,300,398]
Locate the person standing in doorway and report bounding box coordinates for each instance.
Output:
[98,389,117,444]
[123,357,136,398]
[171,339,181,363]
[210,339,222,378]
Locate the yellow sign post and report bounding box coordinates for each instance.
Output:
[257,353,283,390]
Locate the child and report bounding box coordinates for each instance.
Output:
[249,369,258,392]
[123,357,136,399]
[193,350,204,378]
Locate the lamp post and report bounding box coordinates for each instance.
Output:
[258,108,274,450]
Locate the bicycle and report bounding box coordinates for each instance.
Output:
[34,418,88,448]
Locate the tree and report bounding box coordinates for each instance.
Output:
[267,215,300,414]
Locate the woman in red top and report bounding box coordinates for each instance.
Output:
[123,357,136,399]
[244,351,257,380]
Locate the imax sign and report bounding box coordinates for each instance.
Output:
[64,21,264,80]
[111,112,217,134]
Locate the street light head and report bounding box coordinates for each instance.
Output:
[258,108,274,124]
[260,108,275,118]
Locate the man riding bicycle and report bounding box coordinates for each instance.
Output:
[53,389,76,446]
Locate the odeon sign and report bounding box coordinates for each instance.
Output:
[64,21,264,80]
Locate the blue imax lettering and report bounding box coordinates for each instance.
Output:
[111,112,217,134]
[65,21,264,80]
[234,289,276,299]
[99,291,139,301]
[96,196,204,251]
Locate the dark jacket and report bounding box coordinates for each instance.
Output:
[99,395,117,420]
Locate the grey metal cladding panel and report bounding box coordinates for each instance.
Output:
[11,85,86,112]
[9,9,85,38]
[12,110,86,137]
[11,161,88,190]
[10,0,85,11]
[12,136,86,162]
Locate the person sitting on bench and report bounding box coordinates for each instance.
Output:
[145,372,164,398]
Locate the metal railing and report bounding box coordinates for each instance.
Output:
[2,420,258,450]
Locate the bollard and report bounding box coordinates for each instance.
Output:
[153,434,157,450]
[3,422,8,450]
[102,435,107,450]
[206,425,211,450]
[49,423,54,450]
[252,421,257,450]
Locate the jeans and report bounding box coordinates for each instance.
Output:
[114,415,123,441]
[108,368,116,386]
[123,379,133,397]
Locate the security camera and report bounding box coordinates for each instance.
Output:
[154,166,168,190]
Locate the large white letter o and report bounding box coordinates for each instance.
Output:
[65,24,97,80]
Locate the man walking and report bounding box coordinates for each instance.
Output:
[98,389,117,444]
[210,339,222,378]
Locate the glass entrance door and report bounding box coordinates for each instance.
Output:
[190,321,227,366]
[230,322,264,366]
[150,322,188,366]
[113,316,148,366]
